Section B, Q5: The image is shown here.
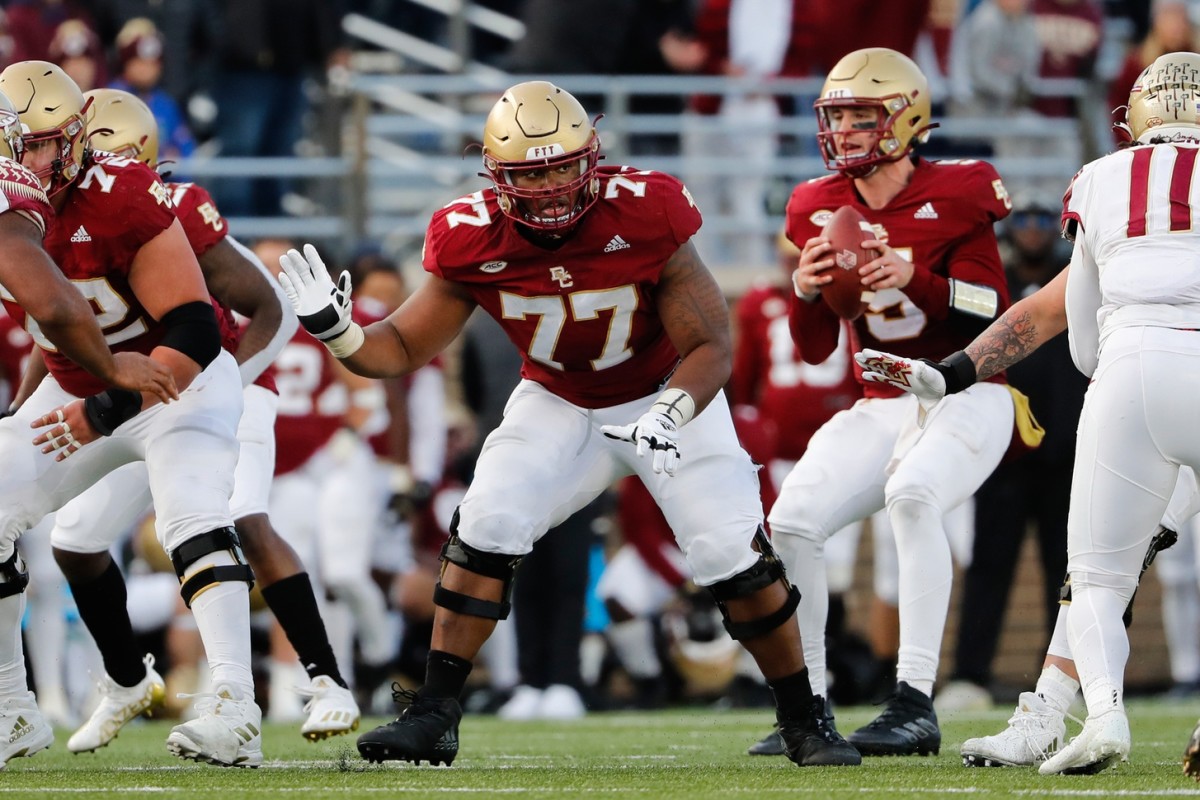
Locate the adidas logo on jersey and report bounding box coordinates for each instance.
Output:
[913,203,938,220]
[604,235,631,253]
[69,226,92,243]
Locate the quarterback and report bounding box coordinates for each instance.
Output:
[858,52,1200,775]
[761,47,1020,757]
[279,81,860,768]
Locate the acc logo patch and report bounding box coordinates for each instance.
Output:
[809,209,834,227]
[479,260,507,273]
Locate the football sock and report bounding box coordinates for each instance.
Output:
[1161,576,1200,683]
[1066,583,1129,718]
[424,650,473,699]
[1036,664,1079,715]
[1046,603,1073,661]
[769,667,814,722]
[0,592,26,696]
[188,555,255,699]
[68,559,145,687]
[772,527,830,698]
[890,498,951,698]
[261,573,347,687]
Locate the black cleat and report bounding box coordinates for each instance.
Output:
[357,684,462,766]
[778,695,861,766]
[748,696,839,756]
[848,681,940,756]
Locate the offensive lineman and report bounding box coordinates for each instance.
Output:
[279,81,861,768]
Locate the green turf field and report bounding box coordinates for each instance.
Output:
[6,699,1200,798]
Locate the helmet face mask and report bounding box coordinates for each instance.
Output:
[83,88,159,166]
[482,81,600,232]
[1125,51,1200,143]
[0,61,88,196]
[815,48,934,178]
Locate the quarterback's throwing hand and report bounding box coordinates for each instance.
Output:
[855,348,946,426]
[278,243,354,342]
[602,411,681,476]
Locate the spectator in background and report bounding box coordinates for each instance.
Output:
[935,195,1084,713]
[108,18,196,164]
[1108,0,1197,144]
[48,19,106,91]
[949,0,1042,119]
[5,0,94,65]
[212,0,349,217]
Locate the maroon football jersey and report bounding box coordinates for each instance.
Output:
[9,154,178,397]
[0,308,33,407]
[424,166,701,408]
[785,158,1011,398]
[272,325,345,477]
[732,280,861,460]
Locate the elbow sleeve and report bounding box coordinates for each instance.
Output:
[159,301,222,369]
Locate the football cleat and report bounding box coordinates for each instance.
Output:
[1039,709,1129,775]
[166,685,262,768]
[961,691,1067,767]
[357,684,461,766]
[69,653,165,753]
[0,692,53,769]
[777,695,861,767]
[1183,717,1200,780]
[748,696,837,756]
[297,675,360,741]
[847,681,940,756]
[497,685,542,721]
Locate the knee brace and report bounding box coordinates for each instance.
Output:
[170,527,255,608]
[433,510,523,621]
[0,551,28,599]
[706,528,801,641]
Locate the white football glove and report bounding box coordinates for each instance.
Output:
[854,348,946,427]
[602,411,681,476]
[277,243,354,342]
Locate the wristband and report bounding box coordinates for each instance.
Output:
[323,322,365,359]
[919,351,977,395]
[84,388,142,436]
[650,388,696,428]
[948,279,999,319]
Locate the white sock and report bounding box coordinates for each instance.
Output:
[0,593,27,696]
[1046,603,1073,661]
[188,565,254,699]
[606,618,661,679]
[331,578,394,666]
[1035,664,1079,714]
[773,528,829,697]
[890,499,952,693]
[1066,584,1129,718]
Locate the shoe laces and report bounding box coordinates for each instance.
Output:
[1007,697,1079,755]
[176,686,244,717]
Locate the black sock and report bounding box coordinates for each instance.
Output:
[423,650,473,699]
[260,573,347,688]
[769,667,814,723]
[68,561,145,687]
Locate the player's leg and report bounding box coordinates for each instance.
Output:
[851,383,1011,757]
[356,380,615,765]
[230,385,356,740]
[643,391,859,767]
[50,463,165,753]
[19,517,74,729]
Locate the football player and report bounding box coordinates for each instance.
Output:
[858,51,1200,775]
[0,61,255,768]
[31,89,360,750]
[762,47,1021,757]
[279,81,860,768]
[0,88,175,771]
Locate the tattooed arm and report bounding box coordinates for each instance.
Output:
[965,266,1070,381]
[655,239,733,414]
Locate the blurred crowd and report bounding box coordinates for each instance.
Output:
[6,0,1200,727]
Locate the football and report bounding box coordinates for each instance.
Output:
[819,205,877,320]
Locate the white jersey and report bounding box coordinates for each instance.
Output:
[1062,142,1200,374]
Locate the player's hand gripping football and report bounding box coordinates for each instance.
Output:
[602,410,681,476]
[30,402,96,461]
[277,243,354,342]
[854,348,946,427]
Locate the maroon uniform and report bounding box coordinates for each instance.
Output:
[732,279,860,460]
[0,309,33,393]
[785,158,1011,399]
[3,154,176,398]
[424,166,700,408]
[272,326,344,477]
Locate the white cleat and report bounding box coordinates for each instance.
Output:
[166,685,262,768]
[538,684,586,720]
[68,654,165,753]
[498,685,543,721]
[1039,709,1130,775]
[297,675,360,741]
[961,692,1067,767]
[0,692,53,768]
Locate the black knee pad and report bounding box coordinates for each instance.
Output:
[706,527,801,641]
[0,551,28,599]
[170,527,255,608]
[433,509,523,621]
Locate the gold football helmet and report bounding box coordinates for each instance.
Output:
[1125,51,1200,143]
[815,47,935,178]
[481,81,600,231]
[0,91,24,162]
[0,60,88,195]
[84,88,159,166]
